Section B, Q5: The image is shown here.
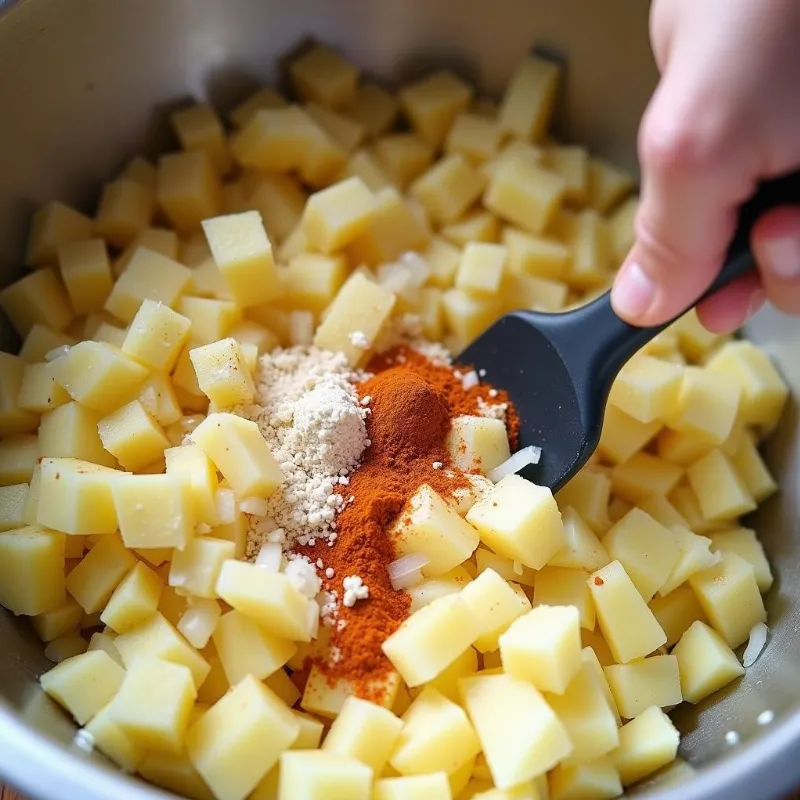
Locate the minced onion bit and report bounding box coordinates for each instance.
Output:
[487,445,543,483]
[44,344,71,362]
[239,496,269,516]
[177,599,222,650]
[255,542,284,572]
[388,553,431,591]
[214,487,237,525]
[743,621,769,668]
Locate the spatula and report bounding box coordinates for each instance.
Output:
[458,171,799,492]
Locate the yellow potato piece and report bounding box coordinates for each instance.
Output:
[26,200,95,267]
[410,155,485,226]
[548,506,610,572]
[85,703,145,774]
[57,238,114,315]
[66,533,136,614]
[614,706,679,787]
[190,338,255,408]
[604,655,682,720]
[171,103,232,176]
[607,354,683,424]
[301,176,376,254]
[708,526,773,593]
[555,469,611,535]
[289,44,359,109]
[17,361,71,414]
[497,55,560,141]
[533,566,596,631]
[96,179,155,248]
[98,400,171,472]
[687,448,756,522]
[648,585,709,649]
[373,772,451,800]
[461,569,531,653]
[446,415,510,475]
[122,299,191,372]
[549,756,622,800]
[157,150,221,234]
[138,749,215,800]
[101,561,163,633]
[187,674,300,800]
[278,750,372,800]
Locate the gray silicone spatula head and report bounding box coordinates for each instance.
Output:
[458,170,800,492]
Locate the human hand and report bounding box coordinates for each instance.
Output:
[610,0,800,332]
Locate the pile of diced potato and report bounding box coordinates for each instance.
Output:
[0,39,790,800]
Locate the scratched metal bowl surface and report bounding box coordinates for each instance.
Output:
[0,0,797,798]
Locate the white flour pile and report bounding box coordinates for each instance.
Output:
[235,346,370,558]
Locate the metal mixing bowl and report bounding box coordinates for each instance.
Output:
[0,0,798,798]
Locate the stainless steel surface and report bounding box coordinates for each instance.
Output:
[0,1,796,799]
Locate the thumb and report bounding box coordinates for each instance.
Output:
[611,63,755,326]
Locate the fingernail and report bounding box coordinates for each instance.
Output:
[612,262,657,318]
[764,235,800,279]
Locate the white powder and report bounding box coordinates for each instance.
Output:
[349,330,370,349]
[477,395,508,422]
[235,346,370,557]
[342,575,370,607]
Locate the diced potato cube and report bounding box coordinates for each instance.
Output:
[229,86,287,129]
[534,567,596,630]
[101,561,163,633]
[602,509,681,602]
[424,236,461,289]
[588,561,667,663]
[382,593,477,687]
[98,400,171,472]
[170,537,235,599]
[301,177,376,254]
[290,44,358,109]
[112,473,194,549]
[502,228,569,280]
[446,415,510,475]
[37,401,115,466]
[138,749,216,800]
[466,475,565,570]
[730,431,777,503]
[189,338,255,408]
[38,458,122,535]
[390,483,479,576]
[658,526,716,597]
[116,227,181,276]
[85,703,145,773]
[497,56,560,141]
[708,527,772,593]
[673,620,745,704]
[474,547,534,586]
[313,273,395,367]
[216,560,309,642]
[201,211,282,307]
[610,452,683,505]
[598,405,661,465]
[66,533,136,613]
[165,445,219,526]
[306,102,365,152]
[17,361,70,414]
[0,434,38,485]
[171,104,232,175]
[178,297,242,345]
[0,483,28,532]
[604,655,682,720]
[667,366,741,445]
[284,253,348,313]
[407,569,473,612]
[323,696,403,772]
[44,631,88,662]
[608,197,637,262]
[445,112,503,165]
[108,658,196,753]
[210,513,247,560]
[157,151,221,234]
[0,268,74,337]
[550,757,622,800]
[94,322,128,348]
[57,238,114,315]
[191,413,285,498]
[555,466,610,532]
[373,773,451,800]
[248,174,307,244]
[410,155,484,226]
[51,340,149,414]
[545,145,589,206]
[340,149,393,192]
[687,449,756,522]
[462,569,530,653]
[689,552,766,648]
[614,707,679,787]
[25,200,95,267]
[706,340,789,433]
[122,299,191,372]
[399,70,472,148]
[114,612,209,689]
[106,247,192,323]
[499,605,581,694]
[484,157,565,235]
[96,179,155,248]
[18,325,75,364]
[187,674,300,800]
[342,81,399,138]
[373,133,435,190]
[460,673,572,789]
[40,649,125,725]
[301,665,400,719]
[454,242,508,297]
[607,355,683,424]
[213,609,296,685]
[588,157,634,214]
[441,288,502,345]
[0,526,65,615]
[441,209,499,249]
[563,209,612,288]
[389,686,480,778]
[289,709,324,749]
[278,750,372,800]
[31,597,84,642]
[229,320,279,355]
[424,646,478,704]
[648,585,708,649]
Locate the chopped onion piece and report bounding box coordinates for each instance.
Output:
[214,487,237,525]
[73,729,95,754]
[399,251,431,287]
[388,553,430,591]
[307,600,321,640]
[256,542,284,572]
[239,496,268,516]
[743,622,769,668]
[461,370,479,391]
[487,445,542,483]
[44,344,71,362]
[178,599,221,649]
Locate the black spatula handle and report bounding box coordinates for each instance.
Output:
[564,169,800,397]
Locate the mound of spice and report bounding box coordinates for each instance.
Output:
[302,345,518,701]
